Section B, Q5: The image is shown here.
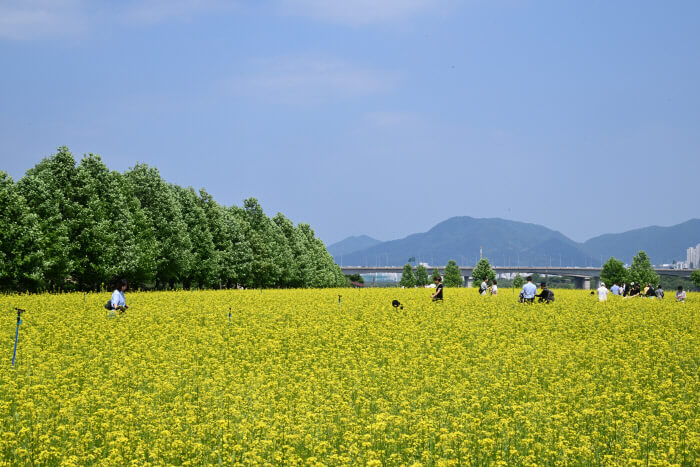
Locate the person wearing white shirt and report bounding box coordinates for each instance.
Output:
[490,280,498,295]
[521,276,537,303]
[480,279,488,295]
[597,282,609,302]
[676,286,686,302]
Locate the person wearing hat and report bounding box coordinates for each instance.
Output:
[597,281,609,302]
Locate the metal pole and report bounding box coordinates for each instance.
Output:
[11,308,24,367]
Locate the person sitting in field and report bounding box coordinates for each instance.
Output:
[655,285,664,299]
[520,276,537,303]
[676,286,686,302]
[645,284,656,298]
[105,278,129,313]
[627,283,641,297]
[536,283,554,303]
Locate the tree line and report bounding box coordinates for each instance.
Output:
[601,251,700,289]
[0,147,346,292]
[399,253,700,289]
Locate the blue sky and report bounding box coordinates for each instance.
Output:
[1,0,698,245]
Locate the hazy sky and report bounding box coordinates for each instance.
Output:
[1,0,698,245]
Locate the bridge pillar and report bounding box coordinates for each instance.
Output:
[593,277,601,289]
[464,276,472,288]
[574,277,591,290]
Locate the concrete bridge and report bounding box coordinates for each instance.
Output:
[340,266,694,290]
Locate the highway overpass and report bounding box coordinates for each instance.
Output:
[340,266,694,289]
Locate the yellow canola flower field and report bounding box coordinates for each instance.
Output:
[0,288,698,466]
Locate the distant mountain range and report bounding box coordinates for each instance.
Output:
[329,217,700,267]
[327,235,381,257]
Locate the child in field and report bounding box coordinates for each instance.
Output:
[490,280,498,295]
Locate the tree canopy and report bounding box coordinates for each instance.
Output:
[444,260,462,287]
[513,274,525,289]
[399,264,416,287]
[628,251,659,286]
[690,270,700,288]
[472,258,496,286]
[1,147,345,291]
[600,257,628,287]
[415,264,429,287]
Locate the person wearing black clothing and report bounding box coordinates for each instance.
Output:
[628,283,641,297]
[536,282,555,303]
[645,284,656,298]
[431,276,444,301]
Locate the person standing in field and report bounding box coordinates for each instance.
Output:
[597,282,609,301]
[479,278,488,295]
[611,283,620,295]
[431,275,444,301]
[521,276,537,303]
[676,286,686,302]
[490,280,498,295]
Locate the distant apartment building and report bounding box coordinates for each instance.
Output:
[686,243,700,269]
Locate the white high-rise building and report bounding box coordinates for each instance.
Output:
[687,244,700,269]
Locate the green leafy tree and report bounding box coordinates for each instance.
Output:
[345,274,364,284]
[629,250,659,286]
[224,207,254,288]
[125,164,193,288]
[400,263,415,287]
[444,259,462,287]
[199,190,237,288]
[71,155,156,290]
[415,264,429,286]
[513,274,525,289]
[174,186,217,288]
[3,148,346,292]
[0,172,42,291]
[295,223,345,288]
[16,147,78,289]
[690,270,700,288]
[600,257,628,287]
[273,213,307,287]
[472,258,496,287]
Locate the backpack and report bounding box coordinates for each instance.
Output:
[104,300,112,310]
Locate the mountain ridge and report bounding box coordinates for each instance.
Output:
[331,217,700,267]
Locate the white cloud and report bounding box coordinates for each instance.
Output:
[0,0,233,39]
[232,56,397,104]
[122,0,233,24]
[278,0,446,25]
[0,0,89,40]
